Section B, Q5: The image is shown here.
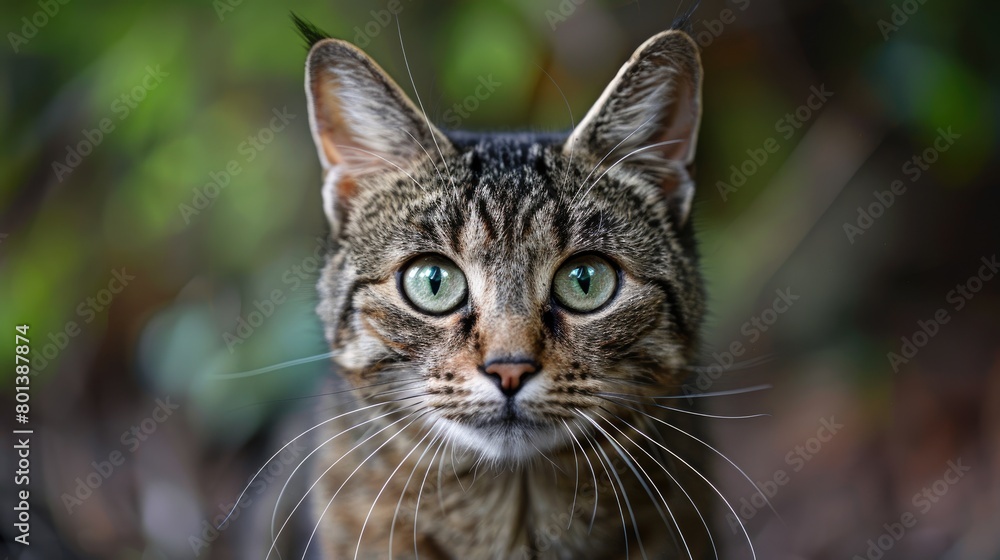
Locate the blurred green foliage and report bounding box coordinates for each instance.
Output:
[1,0,997,447]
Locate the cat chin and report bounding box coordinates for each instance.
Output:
[439,417,566,467]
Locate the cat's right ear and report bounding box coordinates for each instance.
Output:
[305,39,452,231]
[564,30,703,225]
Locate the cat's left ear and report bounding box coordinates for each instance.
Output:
[305,38,453,231]
[565,30,702,224]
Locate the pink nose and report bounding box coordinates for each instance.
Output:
[484,361,538,396]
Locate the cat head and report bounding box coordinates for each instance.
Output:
[305,26,704,464]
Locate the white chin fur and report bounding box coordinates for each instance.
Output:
[440,418,565,466]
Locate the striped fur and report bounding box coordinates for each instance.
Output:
[298,24,715,560]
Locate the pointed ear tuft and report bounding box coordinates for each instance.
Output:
[304,38,451,230]
[565,30,703,223]
[291,13,332,51]
[670,1,701,34]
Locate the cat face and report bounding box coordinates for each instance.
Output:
[308,31,704,464]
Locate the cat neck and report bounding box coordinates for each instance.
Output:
[310,395,709,558]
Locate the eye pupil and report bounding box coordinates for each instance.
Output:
[402,256,466,314]
[552,255,616,313]
[571,266,592,294]
[425,266,443,295]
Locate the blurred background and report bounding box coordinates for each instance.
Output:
[1,0,998,558]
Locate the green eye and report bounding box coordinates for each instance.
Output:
[401,255,467,314]
[553,255,617,312]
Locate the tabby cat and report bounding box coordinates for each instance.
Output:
[283,15,727,560]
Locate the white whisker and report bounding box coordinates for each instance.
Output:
[565,420,580,530]
[577,411,648,560]
[299,410,429,560]
[580,410,691,560]
[437,436,450,512]
[596,409,718,560]
[414,431,450,559]
[212,351,335,380]
[574,138,685,208]
[579,419,630,559]
[599,393,769,420]
[217,398,404,531]
[681,354,775,374]
[652,384,773,400]
[389,423,445,559]
[449,438,466,493]
[401,127,447,186]
[598,401,761,560]
[562,419,599,533]
[354,422,441,560]
[571,114,658,207]
[530,439,564,474]
[268,401,422,553]
[534,62,577,194]
[394,17,455,190]
[610,398,781,521]
[334,144,428,191]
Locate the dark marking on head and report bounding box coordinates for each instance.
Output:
[458,309,478,341]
